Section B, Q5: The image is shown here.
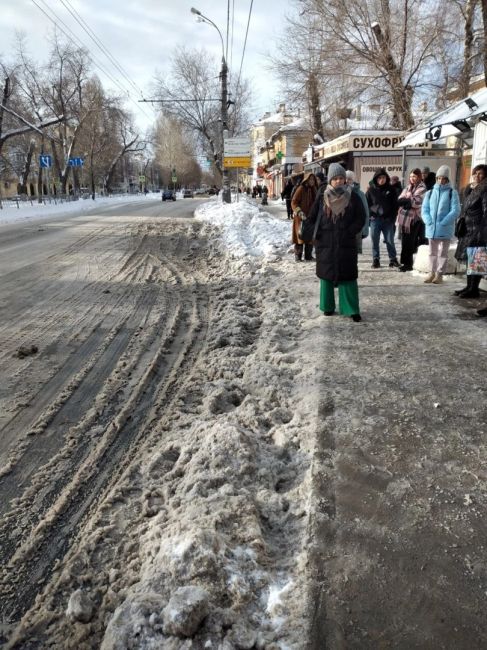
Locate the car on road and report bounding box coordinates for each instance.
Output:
[182,189,193,198]
[162,189,176,201]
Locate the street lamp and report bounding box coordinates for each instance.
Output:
[190,7,231,203]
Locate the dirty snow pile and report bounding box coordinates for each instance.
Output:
[195,198,290,261]
[10,198,324,649]
[95,202,319,649]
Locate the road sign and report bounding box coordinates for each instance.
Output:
[223,156,252,168]
[68,157,84,167]
[39,155,52,168]
[172,175,177,182]
[139,175,145,182]
[224,137,251,156]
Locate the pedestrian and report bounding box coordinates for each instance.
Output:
[306,163,366,321]
[365,168,399,268]
[346,170,369,254]
[290,173,304,202]
[454,163,487,298]
[315,171,327,188]
[390,175,403,197]
[261,185,269,205]
[422,166,436,191]
[396,168,427,271]
[421,165,460,284]
[281,178,294,219]
[291,172,318,261]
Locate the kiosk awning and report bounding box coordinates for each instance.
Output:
[398,87,487,147]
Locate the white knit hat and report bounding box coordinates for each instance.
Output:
[436,165,451,179]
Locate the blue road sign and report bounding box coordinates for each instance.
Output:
[39,155,52,168]
[68,157,84,167]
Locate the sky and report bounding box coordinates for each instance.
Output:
[0,0,297,132]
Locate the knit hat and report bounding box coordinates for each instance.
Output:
[436,165,451,179]
[422,166,430,173]
[328,163,346,180]
[345,170,355,181]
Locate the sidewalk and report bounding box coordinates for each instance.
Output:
[303,238,487,648]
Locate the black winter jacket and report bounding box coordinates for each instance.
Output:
[366,171,398,221]
[308,190,366,282]
[455,181,487,261]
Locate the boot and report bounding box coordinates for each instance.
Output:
[372,258,380,268]
[432,272,443,284]
[476,307,487,317]
[304,244,314,261]
[459,275,480,298]
[424,272,435,283]
[389,258,400,268]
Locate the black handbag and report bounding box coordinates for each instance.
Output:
[455,216,467,238]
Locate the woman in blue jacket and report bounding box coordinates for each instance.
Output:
[421,165,460,284]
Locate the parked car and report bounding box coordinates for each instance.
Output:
[162,189,176,201]
[182,189,193,198]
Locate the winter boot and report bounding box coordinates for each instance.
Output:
[432,272,443,284]
[459,274,480,298]
[424,272,435,283]
[372,258,380,269]
[304,244,314,261]
[389,258,400,268]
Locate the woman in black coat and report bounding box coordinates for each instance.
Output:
[307,163,366,322]
[454,164,487,298]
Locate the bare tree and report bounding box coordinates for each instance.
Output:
[102,106,146,192]
[153,47,251,180]
[271,0,453,131]
[153,114,201,187]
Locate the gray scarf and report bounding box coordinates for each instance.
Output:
[323,184,352,222]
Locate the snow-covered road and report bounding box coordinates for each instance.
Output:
[1,195,486,649]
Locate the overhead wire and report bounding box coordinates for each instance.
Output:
[29,0,152,121]
[235,0,254,95]
[57,0,147,100]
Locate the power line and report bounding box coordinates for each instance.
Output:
[57,0,147,100]
[236,0,254,95]
[29,0,153,121]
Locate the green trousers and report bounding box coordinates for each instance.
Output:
[320,279,360,316]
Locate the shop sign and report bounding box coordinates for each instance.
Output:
[322,133,430,159]
[352,135,405,150]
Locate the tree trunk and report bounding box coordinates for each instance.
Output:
[460,0,478,98]
[371,22,415,129]
[308,72,324,138]
[481,0,487,85]
[19,140,36,194]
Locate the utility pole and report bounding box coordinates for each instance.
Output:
[191,7,231,203]
[220,58,231,203]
